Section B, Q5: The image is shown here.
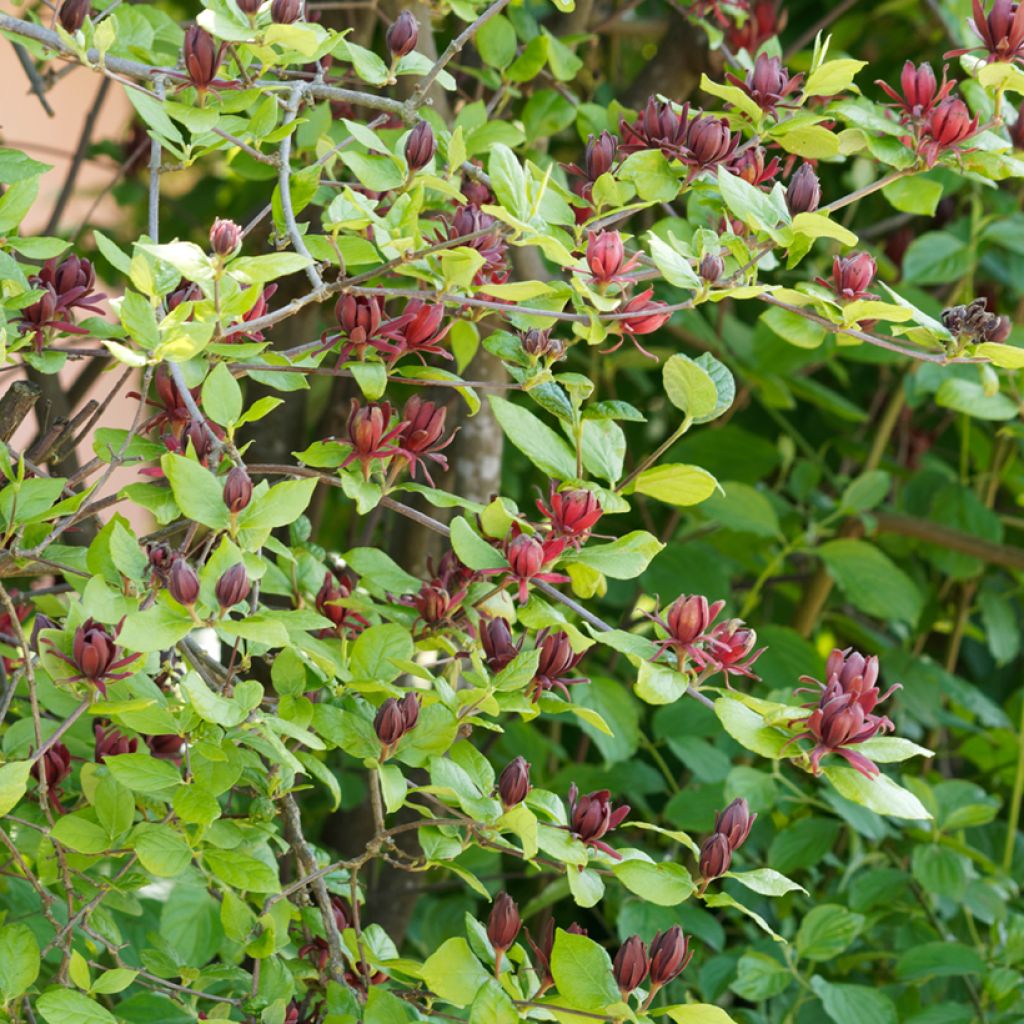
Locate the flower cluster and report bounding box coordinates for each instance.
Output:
[648,594,764,683]
[613,926,692,1001]
[698,797,757,890]
[373,692,421,758]
[941,296,1013,347]
[20,254,106,352]
[788,646,901,778]
[333,295,451,367]
[726,52,803,115]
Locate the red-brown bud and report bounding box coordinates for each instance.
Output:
[58,0,91,32]
[270,0,302,22]
[336,294,383,345]
[828,252,877,301]
[183,26,219,91]
[586,230,625,284]
[413,583,450,625]
[785,163,821,215]
[386,10,419,57]
[223,466,253,513]
[147,734,185,760]
[168,558,201,606]
[215,564,251,609]
[374,693,420,753]
[698,253,724,283]
[487,892,521,952]
[237,0,262,14]
[648,926,692,988]
[481,617,519,672]
[210,218,242,257]
[405,121,436,173]
[73,619,116,682]
[613,936,649,995]
[665,594,722,646]
[583,131,617,180]
[699,831,732,881]
[506,534,545,583]
[94,722,138,762]
[685,115,737,168]
[498,756,530,808]
[714,797,756,850]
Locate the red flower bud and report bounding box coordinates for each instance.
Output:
[586,230,625,284]
[927,97,978,148]
[648,926,692,988]
[619,288,671,337]
[685,114,737,169]
[487,892,521,954]
[506,533,545,584]
[699,253,724,283]
[237,0,261,14]
[785,163,821,215]
[183,26,219,91]
[568,784,629,855]
[330,894,352,932]
[58,0,91,32]
[613,936,649,995]
[665,594,721,647]
[826,252,877,301]
[336,294,383,346]
[374,693,420,754]
[405,121,436,173]
[413,583,450,625]
[210,218,242,257]
[537,484,602,545]
[498,756,530,808]
[215,564,251,609]
[73,619,116,682]
[271,0,302,22]
[168,558,201,606]
[985,315,1013,342]
[147,734,185,760]
[584,131,618,180]
[698,831,732,882]
[223,466,253,513]
[386,10,419,57]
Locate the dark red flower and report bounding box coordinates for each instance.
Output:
[533,629,588,702]
[48,618,140,696]
[480,617,521,672]
[316,570,368,638]
[32,743,72,789]
[498,756,531,808]
[948,0,1024,62]
[725,0,785,53]
[536,484,602,547]
[567,784,629,858]
[648,926,692,989]
[1011,101,1024,147]
[341,400,405,477]
[729,145,780,187]
[705,618,765,684]
[443,204,508,288]
[147,734,185,760]
[648,594,724,665]
[726,52,802,114]
[412,582,451,626]
[877,61,955,121]
[377,300,451,365]
[785,163,821,215]
[613,936,649,996]
[405,121,436,172]
[683,114,739,172]
[183,26,219,92]
[94,722,138,762]
[215,564,251,609]
[620,98,690,157]
[331,894,352,932]
[521,328,565,363]
[614,288,672,358]
[921,98,979,164]
[397,395,456,485]
[387,10,419,57]
[819,252,878,301]
[501,531,568,603]
[374,693,420,756]
[586,230,639,284]
[565,131,619,199]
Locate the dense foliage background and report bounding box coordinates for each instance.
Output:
[0,0,1022,1021]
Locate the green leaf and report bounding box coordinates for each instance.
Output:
[634,464,718,506]
[817,539,923,624]
[132,823,192,877]
[0,760,31,815]
[562,530,664,579]
[714,698,789,758]
[976,341,1024,368]
[823,765,932,820]
[855,736,933,763]
[761,305,826,349]
[665,1007,741,1024]
[618,149,681,203]
[105,753,181,796]
[51,813,110,854]
[790,212,858,247]
[902,231,968,285]
[238,478,318,531]
[795,904,863,961]
[804,58,867,96]
[725,868,806,897]
[450,516,507,571]
[811,977,898,1024]
[663,353,718,418]
[839,470,890,513]
[476,14,517,69]
[647,233,700,289]
[421,937,490,1008]
[0,923,39,1001]
[935,379,1019,421]
[635,661,690,705]
[161,453,229,530]
[701,482,780,537]
[489,396,576,479]
[613,859,694,905]
[204,849,280,893]
[882,176,943,216]
[201,362,243,426]
[717,166,785,232]
[350,624,414,685]
[229,253,313,285]
[549,928,621,1012]
[894,941,984,980]
[36,989,117,1024]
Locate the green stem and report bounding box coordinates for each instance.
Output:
[1002,689,1024,872]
